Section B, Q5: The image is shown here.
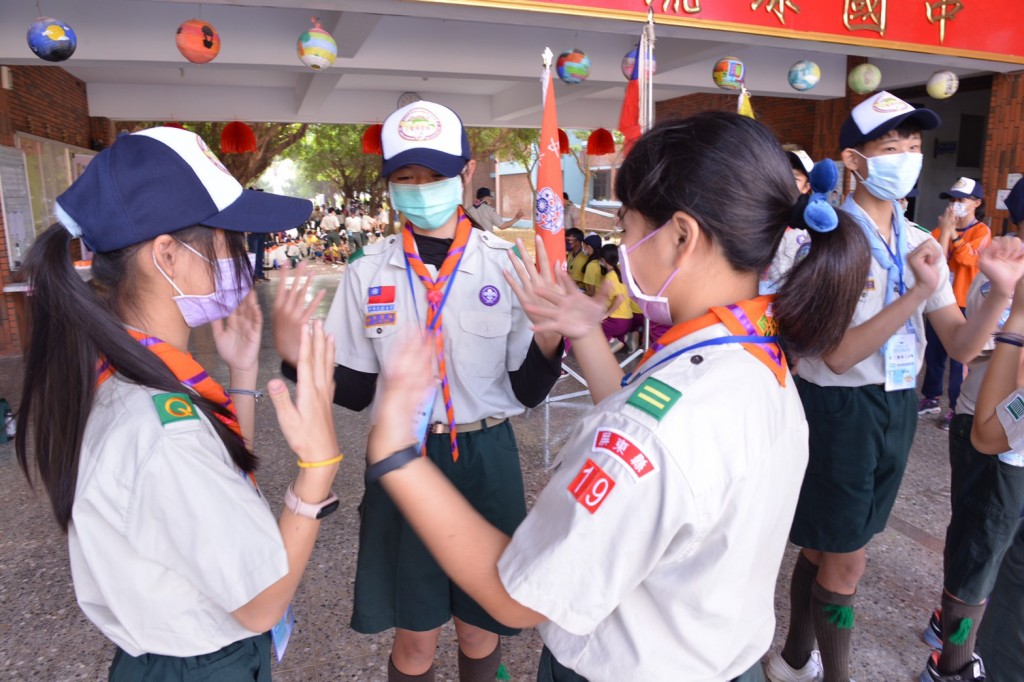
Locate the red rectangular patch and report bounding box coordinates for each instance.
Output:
[367,285,395,304]
[592,428,656,479]
[567,458,615,514]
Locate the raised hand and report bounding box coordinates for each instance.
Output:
[267,319,338,464]
[369,330,436,464]
[979,235,1024,298]
[212,291,262,374]
[272,261,327,366]
[907,239,943,298]
[504,235,611,341]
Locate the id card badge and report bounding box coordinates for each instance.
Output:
[412,382,439,449]
[884,330,917,392]
[271,604,295,663]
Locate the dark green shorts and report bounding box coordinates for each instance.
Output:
[536,646,767,682]
[108,633,271,681]
[789,379,917,553]
[351,419,526,635]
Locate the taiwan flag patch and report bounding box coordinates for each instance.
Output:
[368,286,395,304]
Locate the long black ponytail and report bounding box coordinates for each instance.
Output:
[16,224,256,532]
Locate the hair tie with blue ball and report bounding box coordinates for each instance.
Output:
[799,160,839,233]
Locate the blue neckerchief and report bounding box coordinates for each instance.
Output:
[842,195,909,353]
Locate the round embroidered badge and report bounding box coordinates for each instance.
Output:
[479,285,500,306]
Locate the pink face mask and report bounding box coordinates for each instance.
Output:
[153,242,253,328]
[617,225,680,327]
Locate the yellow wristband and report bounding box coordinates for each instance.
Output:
[296,453,344,469]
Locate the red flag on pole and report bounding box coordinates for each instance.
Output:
[535,48,565,278]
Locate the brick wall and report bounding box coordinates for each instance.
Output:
[0,65,93,356]
[982,72,1024,236]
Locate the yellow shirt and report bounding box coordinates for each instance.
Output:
[583,259,604,290]
[605,271,633,320]
[567,251,588,286]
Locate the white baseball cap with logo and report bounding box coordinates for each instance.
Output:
[939,177,984,200]
[380,100,472,178]
[840,90,941,149]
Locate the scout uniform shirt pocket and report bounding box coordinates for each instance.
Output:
[456,310,511,377]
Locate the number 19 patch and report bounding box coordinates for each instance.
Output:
[568,458,615,514]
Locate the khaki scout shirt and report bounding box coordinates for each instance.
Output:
[498,321,808,681]
[68,376,288,657]
[323,229,534,424]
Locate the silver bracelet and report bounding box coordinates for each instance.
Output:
[227,388,265,402]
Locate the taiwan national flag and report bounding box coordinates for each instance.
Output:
[368,286,395,304]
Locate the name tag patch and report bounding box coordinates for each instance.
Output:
[568,458,615,514]
[593,428,656,479]
[1005,394,1024,423]
[365,312,397,327]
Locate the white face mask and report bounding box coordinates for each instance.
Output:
[952,201,971,219]
[618,225,679,327]
[853,150,923,202]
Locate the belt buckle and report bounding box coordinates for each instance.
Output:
[430,421,446,434]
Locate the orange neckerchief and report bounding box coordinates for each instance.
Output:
[634,295,787,386]
[97,329,243,440]
[402,208,473,462]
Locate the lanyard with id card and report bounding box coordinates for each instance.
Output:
[884,321,917,392]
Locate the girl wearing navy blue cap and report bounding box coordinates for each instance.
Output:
[16,126,342,679]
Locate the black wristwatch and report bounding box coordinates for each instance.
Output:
[365,446,420,484]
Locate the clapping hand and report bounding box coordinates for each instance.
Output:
[272,262,327,366]
[979,235,1024,298]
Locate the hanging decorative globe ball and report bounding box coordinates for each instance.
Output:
[621,46,656,80]
[556,49,591,85]
[176,19,220,64]
[298,18,337,71]
[26,17,77,63]
[712,57,745,90]
[926,70,959,99]
[788,59,821,92]
[847,63,882,95]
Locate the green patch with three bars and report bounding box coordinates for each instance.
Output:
[1007,394,1024,422]
[627,377,681,421]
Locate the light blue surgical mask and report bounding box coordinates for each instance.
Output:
[389,177,463,231]
[853,150,923,202]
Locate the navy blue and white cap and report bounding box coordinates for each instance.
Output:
[939,177,984,200]
[1006,178,1024,225]
[840,91,941,149]
[381,100,472,178]
[56,126,312,253]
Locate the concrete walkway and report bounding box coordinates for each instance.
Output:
[0,266,955,681]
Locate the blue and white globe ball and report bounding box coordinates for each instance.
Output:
[788,60,821,92]
[27,17,77,63]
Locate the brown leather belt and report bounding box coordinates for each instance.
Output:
[429,416,507,434]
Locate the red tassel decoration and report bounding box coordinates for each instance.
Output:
[162,121,185,130]
[586,128,615,156]
[362,124,384,155]
[557,128,570,155]
[220,121,257,154]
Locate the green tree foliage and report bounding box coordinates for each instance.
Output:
[284,124,386,212]
[120,121,308,188]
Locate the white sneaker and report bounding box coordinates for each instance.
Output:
[764,651,823,682]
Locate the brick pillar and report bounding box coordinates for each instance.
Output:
[982,71,1024,235]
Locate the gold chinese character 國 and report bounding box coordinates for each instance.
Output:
[925,0,964,43]
[751,0,800,26]
[644,0,701,14]
[844,0,886,35]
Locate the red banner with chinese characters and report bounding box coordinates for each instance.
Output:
[410,0,1023,65]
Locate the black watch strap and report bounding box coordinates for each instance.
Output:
[365,446,420,484]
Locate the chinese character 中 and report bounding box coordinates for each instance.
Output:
[630,453,649,473]
[925,0,964,44]
[844,0,886,35]
[645,0,701,14]
[751,0,800,25]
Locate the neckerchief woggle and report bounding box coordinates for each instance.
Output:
[842,195,909,353]
[402,207,473,462]
[622,296,786,388]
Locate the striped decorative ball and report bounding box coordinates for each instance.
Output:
[298,22,337,71]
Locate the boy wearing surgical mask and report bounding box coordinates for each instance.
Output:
[274,100,563,682]
[767,92,1024,682]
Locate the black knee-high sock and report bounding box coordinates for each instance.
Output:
[458,640,502,682]
[811,582,855,682]
[781,553,820,669]
[938,595,986,675]
[389,656,436,682]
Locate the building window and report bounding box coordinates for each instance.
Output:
[16,134,95,238]
[591,168,613,202]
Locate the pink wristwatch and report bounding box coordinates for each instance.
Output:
[285,483,340,520]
